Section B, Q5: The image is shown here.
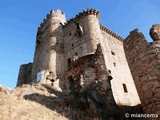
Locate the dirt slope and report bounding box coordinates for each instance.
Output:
[0,83,143,120]
[0,84,68,120]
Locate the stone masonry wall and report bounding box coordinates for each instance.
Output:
[124,26,160,115]
[17,63,32,87]
[100,28,141,106]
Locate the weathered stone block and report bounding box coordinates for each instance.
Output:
[150,24,160,41]
[138,52,145,58]
[143,91,153,99]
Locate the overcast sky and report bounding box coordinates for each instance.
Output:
[0,0,160,88]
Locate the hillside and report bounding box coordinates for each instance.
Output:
[0,84,68,120]
[0,83,143,120]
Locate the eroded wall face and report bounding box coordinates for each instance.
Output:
[17,63,32,87]
[63,15,101,71]
[100,31,141,106]
[124,29,160,115]
[65,44,118,110]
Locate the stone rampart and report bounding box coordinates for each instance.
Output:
[17,63,32,87]
[124,26,160,115]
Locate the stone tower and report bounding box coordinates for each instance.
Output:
[31,10,66,82]
[62,9,101,71]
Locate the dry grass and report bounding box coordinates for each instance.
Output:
[0,85,68,120]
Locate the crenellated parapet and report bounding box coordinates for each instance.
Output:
[100,24,124,42]
[37,9,66,32]
[63,8,100,28]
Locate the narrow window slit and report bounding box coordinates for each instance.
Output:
[123,83,128,93]
[67,58,71,70]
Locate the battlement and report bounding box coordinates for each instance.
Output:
[63,8,100,28]
[38,9,66,31]
[100,24,124,42]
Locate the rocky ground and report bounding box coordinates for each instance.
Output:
[0,83,143,120]
[0,84,68,120]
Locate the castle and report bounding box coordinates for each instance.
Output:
[17,8,160,116]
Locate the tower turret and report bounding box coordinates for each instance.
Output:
[31,9,66,82]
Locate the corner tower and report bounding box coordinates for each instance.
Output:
[31,10,66,82]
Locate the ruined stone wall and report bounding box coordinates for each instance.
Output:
[31,10,66,82]
[63,9,101,71]
[17,63,32,87]
[100,27,141,106]
[64,44,120,119]
[123,26,160,115]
